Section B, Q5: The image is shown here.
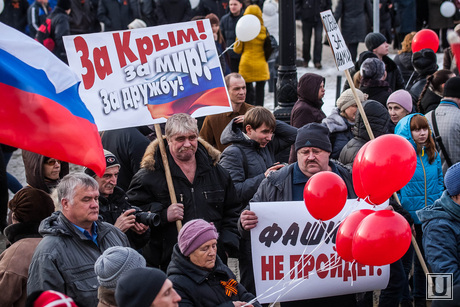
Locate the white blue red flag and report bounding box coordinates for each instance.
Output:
[0,22,106,177]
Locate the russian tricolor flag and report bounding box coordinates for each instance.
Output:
[0,23,106,177]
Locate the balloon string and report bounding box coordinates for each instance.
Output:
[219,40,237,57]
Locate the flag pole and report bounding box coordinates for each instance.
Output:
[154,123,182,232]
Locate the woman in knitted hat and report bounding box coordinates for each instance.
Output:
[386,89,412,127]
[359,57,392,105]
[167,219,261,307]
[322,89,368,159]
[395,113,444,307]
[0,187,55,306]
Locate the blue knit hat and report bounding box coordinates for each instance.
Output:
[445,162,460,196]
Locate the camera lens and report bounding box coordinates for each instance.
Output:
[134,211,160,227]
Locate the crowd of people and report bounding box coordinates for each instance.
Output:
[1,0,460,306]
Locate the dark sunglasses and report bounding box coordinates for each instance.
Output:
[45,159,61,166]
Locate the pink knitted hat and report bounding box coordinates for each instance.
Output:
[178,219,219,256]
[386,89,413,113]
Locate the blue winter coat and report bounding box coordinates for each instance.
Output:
[395,113,444,224]
[417,190,460,285]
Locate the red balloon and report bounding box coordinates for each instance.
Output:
[357,135,417,205]
[352,210,412,266]
[352,142,370,200]
[303,171,348,220]
[412,29,439,53]
[336,209,374,262]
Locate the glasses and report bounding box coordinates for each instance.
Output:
[45,159,61,166]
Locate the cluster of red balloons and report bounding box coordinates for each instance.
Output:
[412,29,439,53]
[336,209,412,266]
[353,134,417,205]
[303,134,417,266]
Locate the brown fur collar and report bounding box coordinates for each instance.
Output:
[140,137,221,171]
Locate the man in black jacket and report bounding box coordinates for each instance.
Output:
[127,113,241,271]
[295,0,331,69]
[220,0,244,72]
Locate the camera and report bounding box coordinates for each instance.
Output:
[128,206,160,227]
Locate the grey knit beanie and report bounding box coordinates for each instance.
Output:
[365,32,387,51]
[94,246,146,290]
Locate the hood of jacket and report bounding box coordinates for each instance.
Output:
[322,107,350,133]
[22,151,69,193]
[244,4,264,25]
[220,118,262,148]
[297,73,325,109]
[353,100,391,141]
[167,244,231,284]
[140,137,221,172]
[262,0,278,17]
[395,113,420,150]
[417,190,460,224]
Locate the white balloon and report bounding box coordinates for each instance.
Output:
[0,0,4,15]
[235,15,261,42]
[440,1,456,18]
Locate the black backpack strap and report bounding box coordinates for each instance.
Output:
[431,111,453,167]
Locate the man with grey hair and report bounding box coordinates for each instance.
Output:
[128,113,241,271]
[27,173,130,307]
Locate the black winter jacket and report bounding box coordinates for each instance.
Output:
[167,244,261,307]
[101,127,150,191]
[27,212,129,307]
[155,0,193,25]
[98,186,150,250]
[49,7,70,63]
[359,79,392,106]
[394,52,416,87]
[339,100,392,166]
[97,0,140,31]
[220,10,243,60]
[219,119,297,203]
[382,55,405,91]
[127,138,241,269]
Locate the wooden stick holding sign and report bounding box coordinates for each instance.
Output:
[320,9,429,276]
[154,123,182,232]
[320,10,374,140]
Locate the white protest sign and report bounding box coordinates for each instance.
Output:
[320,10,354,71]
[63,20,232,131]
[251,199,389,304]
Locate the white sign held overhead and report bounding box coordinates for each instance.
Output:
[320,10,354,71]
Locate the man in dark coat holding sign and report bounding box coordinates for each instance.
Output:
[127,113,241,271]
[239,123,357,306]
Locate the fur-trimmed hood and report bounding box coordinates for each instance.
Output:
[140,137,221,172]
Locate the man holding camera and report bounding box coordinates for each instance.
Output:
[85,150,150,249]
